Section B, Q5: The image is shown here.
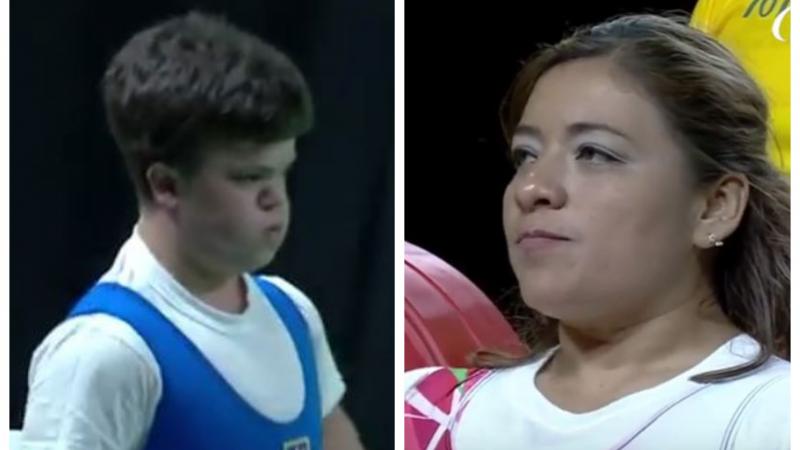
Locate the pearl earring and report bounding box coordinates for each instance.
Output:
[708,233,724,247]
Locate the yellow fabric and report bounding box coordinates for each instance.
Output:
[691,0,791,172]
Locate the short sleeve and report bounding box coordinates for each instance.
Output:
[262,276,347,417]
[21,315,161,450]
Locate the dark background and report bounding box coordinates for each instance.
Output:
[11,1,393,449]
[405,1,698,321]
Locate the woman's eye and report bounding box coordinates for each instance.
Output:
[576,144,621,163]
[511,147,539,168]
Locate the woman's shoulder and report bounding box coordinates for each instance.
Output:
[688,351,789,448]
[722,368,789,449]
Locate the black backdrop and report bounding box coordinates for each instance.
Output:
[10,1,394,449]
[405,1,698,321]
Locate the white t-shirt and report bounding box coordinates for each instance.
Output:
[406,334,789,450]
[21,229,346,450]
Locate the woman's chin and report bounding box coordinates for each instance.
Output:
[519,286,593,321]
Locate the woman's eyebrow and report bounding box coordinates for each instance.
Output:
[513,122,632,143]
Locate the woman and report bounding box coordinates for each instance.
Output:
[405,13,789,450]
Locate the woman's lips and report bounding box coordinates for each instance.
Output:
[515,229,571,252]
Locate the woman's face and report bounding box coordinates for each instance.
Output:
[503,57,703,327]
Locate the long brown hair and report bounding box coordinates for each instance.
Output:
[475,13,790,383]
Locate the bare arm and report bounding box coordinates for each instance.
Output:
[324,406,363,450]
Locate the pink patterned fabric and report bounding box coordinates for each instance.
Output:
[405,368,492,450]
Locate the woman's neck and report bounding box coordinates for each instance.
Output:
[532,283,740,413]
[548,290,740,379]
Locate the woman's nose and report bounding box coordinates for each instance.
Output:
[512,158,567,213]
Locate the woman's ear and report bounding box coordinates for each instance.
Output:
[692,173,749,248]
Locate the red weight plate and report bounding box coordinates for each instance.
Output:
[405,242,526,370]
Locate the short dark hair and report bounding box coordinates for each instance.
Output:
[101,11,313,203]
